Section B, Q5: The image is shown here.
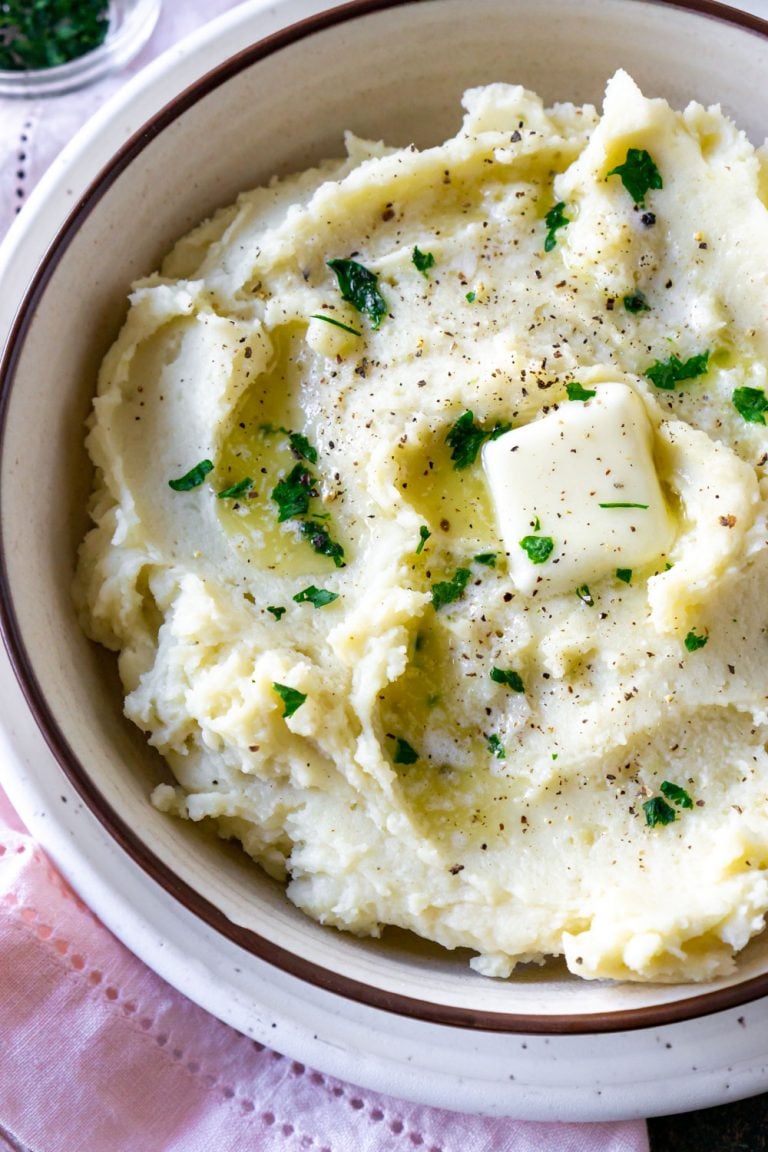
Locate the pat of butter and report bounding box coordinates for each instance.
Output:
[482,383,675,595]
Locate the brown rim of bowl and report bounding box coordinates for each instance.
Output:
[2,0,768,1036]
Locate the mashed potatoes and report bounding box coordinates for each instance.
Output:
[76,71,768,982]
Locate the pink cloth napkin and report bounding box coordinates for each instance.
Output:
[0,3,650,1149]
[0,784,648,1152]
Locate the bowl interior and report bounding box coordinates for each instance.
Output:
[4,0,768,1031]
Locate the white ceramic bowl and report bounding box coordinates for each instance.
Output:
[4,0,768,1118]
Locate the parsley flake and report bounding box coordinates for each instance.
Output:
[293,585,339,608]
[474,552,497,567]
[287,431,318,464]
[487,734,506,760]
[393,737,419,765]
[566,382,596,402]
[519,535,554,564]
[217,477,253,500]
[466,290,476,303]
[733,386,768,425]
[412,246,435,276]
[623,292,650,313]
[684,628,708,652]
[607,148,662,206]
[645,351,710,390]
[168,459,213,492]
[643,795,677,828]
[544,202,569,251]
[267,606,286,621]
[490,667,525,693]
[431,567,471,610]
[298,520,346,567]
[271,464,316,522]
[272,682,307,719]
[446,410,511,469]
[598,501,649,510]
[416,525,431,554]
[327,258,387,329]
[575,584,594,606]
[660,781,693,809]
[616,568,633,584]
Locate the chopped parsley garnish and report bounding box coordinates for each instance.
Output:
[660,781,693,809]
[327,258,387,329]
[310,314,363,337]
[217,477,252,500]
[293,585,339,608]
[645,351,710,390]
[616,568,633,584]
[287,431,318,464]
[519,535,554,564]
[298,520,346,567]
[487,734,506,759]
[416,525,431,554]
[272,683,307,718]
[732,386,768,425]
[474,552,497,567]
[431,567,471,610]
[412,246,435,276]
[544,202,569,251]
[446,410,512,469]
[566,382,596,402]
[271,464,316,522]
[0,0,110,70]
[168,459,213,491]
[684,628,708,652]
[598,501,649,510]
[466,290,476,303]
[266,606,286,621]
[490,667,525,693]
[607,148,662,206]
[623,292,650,313]
[575,584,594,606]
[393,737,419,765]
[643,795,677,828]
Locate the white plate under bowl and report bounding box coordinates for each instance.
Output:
[2,0,768,1119]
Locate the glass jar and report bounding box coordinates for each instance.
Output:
[0,0,162,97]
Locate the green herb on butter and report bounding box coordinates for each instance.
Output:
[623,292,650,313]
[168,459,213,491]
[732,386,768,425]
[566,382,596,402]
[412,246,435,277]
[575,584,594,606]
[643,795,677,828]
[645,351,710,390]
[616,568,633,584]
[446,410,512,470]
[293,585,339,608]
[393,737,419,765]
[598,501,649,510]
[327,258,387,329]
[607,148,662,206]
[487,734,506,759]
[217,477,253,500]
[271,464,317,521]
[299,520,346,567]
[474,552,497,567]
[266,606,286,621]
[490,667,525,692]
[660,780,693,809]
[272,682,307,718]
[684,628,708,652]
[519,534,554,564]
[431,567,471,610]
[466,290,476,303]
[416,525,431,554]
[287,431,318,464]
[310,314,362,337]
[544,202,569,251]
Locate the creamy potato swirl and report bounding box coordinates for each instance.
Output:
[77,72,768,981]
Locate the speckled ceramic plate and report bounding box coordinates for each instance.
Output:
[2,0,768,1118]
